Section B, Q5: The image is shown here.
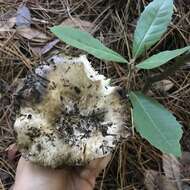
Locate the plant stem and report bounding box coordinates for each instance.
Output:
[126,59,135,92]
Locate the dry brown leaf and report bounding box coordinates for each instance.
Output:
[16,4,31,27]
[17,27,49,42]
[30,46,43,56]
[0,17,16,32]
[30,39,60,56]
[163,154,182,190]
[145,170,158,190]
[147,90,154,96]
[180,152,190,165]
[39,39,60,55]
[145,169,178,190]
[0,9,16,32]
[154,79,174,92]
[179,152,190,185]
[60,17,94,33]
[32,18,94,55]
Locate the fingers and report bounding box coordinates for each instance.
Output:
[14,156,111,190]
[15,157,28,176]
[88,155,111,176]
[79,155,111,183]
[13,157,69,190]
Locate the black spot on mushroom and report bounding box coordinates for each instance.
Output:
[53,65,57,71]
[65,66,71,73]
[27,114,32,119]
[36,144,42,152]
[65,126,74,135]
[26,127,41,140]
[100,125,108,137]
[60,96,63,101]
[74,86,81,94]
[87,84,92,89]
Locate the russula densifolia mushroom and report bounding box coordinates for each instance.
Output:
[14,55,129,168]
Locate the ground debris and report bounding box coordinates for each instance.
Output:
[145,169,179,190]
[59,17,95,33]
[144,152,190,190]
[154,79,174,92]
[15,4,49,43]
[16,4,31,27]
[0,0,189,189]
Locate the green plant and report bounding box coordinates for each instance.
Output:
[51,0,190,156]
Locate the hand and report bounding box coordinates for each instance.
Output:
[13,156,111,190]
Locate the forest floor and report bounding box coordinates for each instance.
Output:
[0,0,190,189]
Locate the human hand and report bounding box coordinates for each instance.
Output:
[13,156,111,190]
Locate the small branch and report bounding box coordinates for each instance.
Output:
[143,53,190,93]
[126,59,136,93]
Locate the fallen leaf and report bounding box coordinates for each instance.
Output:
[154,79,174,92]
[145,170,158,190]
[16,4,31,27]
[147,90,154,96]
[0,17,16,32]
[15,4,48,43]
[17,27,49,42]
[37,18,94,56]
[39,39,59,55]
[163,154,182,190]
[30,46,42,56]
[0,9,16,32]
[145,169,178,190]
[60,17,94,33]
[179,152,190,185]
[180,152,190,165]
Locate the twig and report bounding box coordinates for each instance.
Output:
[126,59,135,93]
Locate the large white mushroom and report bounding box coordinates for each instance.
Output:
[14,55,129,168]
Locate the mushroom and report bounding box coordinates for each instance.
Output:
[14,55,129,168]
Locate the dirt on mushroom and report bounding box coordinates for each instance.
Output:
[0,0,190,189]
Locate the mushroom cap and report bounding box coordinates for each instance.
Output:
[14,55,129,168]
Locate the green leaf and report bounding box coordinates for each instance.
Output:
[129,91,182,156]
[137,46,190,69]
[50,26,128,63]
[132,0,173,58]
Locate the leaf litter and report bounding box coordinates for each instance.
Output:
[0,0,189,190]
[16,4,48,43]
[16,4,31,27]
[154,79,174,92]
[0,10,16,32]
[59,17,95,33]
[145,152,190,190]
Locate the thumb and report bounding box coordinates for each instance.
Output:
[80,155,111,180]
